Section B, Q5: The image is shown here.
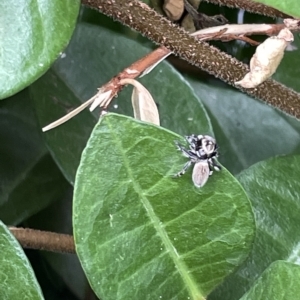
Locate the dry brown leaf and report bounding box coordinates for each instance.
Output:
[163,0,184,21]
[235,28,294,88]
[120,78,160,126]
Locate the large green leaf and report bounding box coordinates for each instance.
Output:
[0,0,80,99]
[73,113,255,300]
[30,9,212,183]
[240,261,300,300]
[209,154,300,300]
[0,221,43,299]
[0,90,69,225]
[253,0,300,18]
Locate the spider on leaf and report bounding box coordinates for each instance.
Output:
[174,134,221,188]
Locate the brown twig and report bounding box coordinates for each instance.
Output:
[192,22,297,38]
[223,34,260,45]
[9,227,75,254]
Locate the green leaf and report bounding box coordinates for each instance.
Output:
[186,77,300,175]
[0,90,69,225]
[0,0,80,99]
[73,113,255,300]
[253,0,300,18]
[30,10,212,183]
[0,221,44,299]
[240,261,300,300]
[209,154,300,300]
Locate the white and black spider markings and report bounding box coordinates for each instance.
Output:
[174,134,221,188]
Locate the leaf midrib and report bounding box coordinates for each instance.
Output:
[107,118,205,300]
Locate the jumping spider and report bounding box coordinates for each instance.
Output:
[174,134,221,187]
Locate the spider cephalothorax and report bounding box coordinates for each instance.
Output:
[174,134,221,187]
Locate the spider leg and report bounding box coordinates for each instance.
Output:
[209,157,222,171]
[185,134,203,152]
[175,141,198,160]
[206,160,214,176]
[185,134,198,144]
[174,160,192,177]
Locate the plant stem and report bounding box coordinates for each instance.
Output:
[9,227,75,254]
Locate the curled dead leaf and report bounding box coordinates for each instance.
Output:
[120,78,160,126]
[235,28,294,88]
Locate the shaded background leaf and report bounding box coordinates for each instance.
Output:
[0,0,80,99]
[240,261,300,300]
[253,0,300,18]
[0,90,69,225]
[73,113,255,300]
[0,221,43,300]
[209,154,300,300]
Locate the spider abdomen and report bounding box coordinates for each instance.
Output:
[192,160,211,188]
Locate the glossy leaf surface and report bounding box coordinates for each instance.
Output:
[0,221,43,299]
[209,155,300,300]
[0,0,80,99]
[73,113,255,300]
[253,0,300,18]
[240,261,300,300]
[31,11,212,183]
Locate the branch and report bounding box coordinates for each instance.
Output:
[9,227,75,254]
[81,0,300,119]
[204,0,292,18]
[192,21,299,37]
